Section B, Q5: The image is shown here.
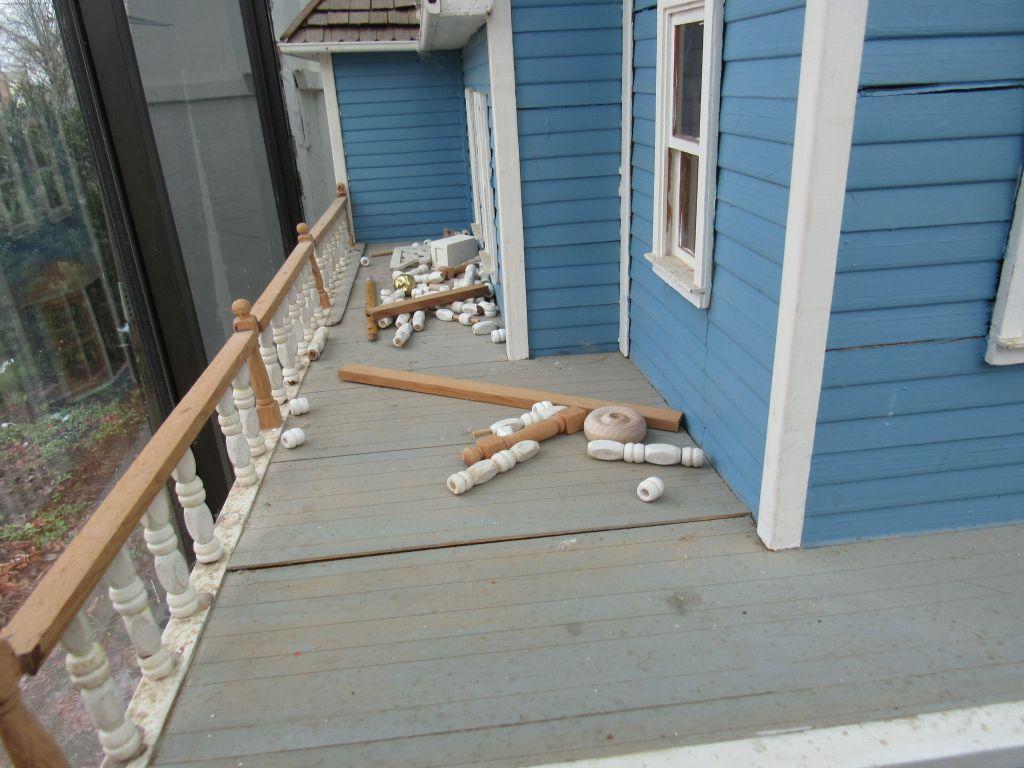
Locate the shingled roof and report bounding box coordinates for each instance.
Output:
[280,0,422,44]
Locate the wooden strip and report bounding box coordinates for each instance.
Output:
[307,194,347,243]
[250,240,315,328]
[366,284,491,322]
[438,261,471,281]
[364,278,378,341]
[337,365,684,431]
[0,642,70,766]
[2,330,258,673]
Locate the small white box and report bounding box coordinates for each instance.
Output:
[430,234,479,268]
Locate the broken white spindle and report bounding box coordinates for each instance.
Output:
[215,384,257,487]
[61,612,143,761]
[141,488,200,618]
[105,546,174,680]
[447,440,540,495]
[232,365,265,458]
[587,440,704,467]
[172,448,223,563]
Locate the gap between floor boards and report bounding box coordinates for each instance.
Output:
[226,512,752,573]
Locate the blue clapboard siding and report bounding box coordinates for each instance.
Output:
[511,0,622,355]
[627,0,803,512]
[460,27,504,312]
[803,0,1024,546]
[334,52,472,242]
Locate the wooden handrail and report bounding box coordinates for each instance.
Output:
[2,330,259,672]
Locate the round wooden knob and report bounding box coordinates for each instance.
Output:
[583,406,647,443]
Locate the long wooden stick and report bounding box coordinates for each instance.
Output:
[367,283,491,323]
[337,364,684,432]
[364,277,378,341]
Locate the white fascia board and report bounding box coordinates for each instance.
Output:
[756,0,868,551]
[278,41,418,59]
[536,701,1024,768]
[986,176,1024,365]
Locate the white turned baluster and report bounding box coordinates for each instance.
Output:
[289,283,307,361]
[232,366,266,459]
[448,441,539,495]
[62,613,143,761]
[259,325,285,404]
[141,489,200,618]
[273,305,299,385]
[172,448,223,564]
[301,263,319,330]
[309,262,326,328]
[216,386,257,487]
[586,440,705,467]
[105,547,174,680]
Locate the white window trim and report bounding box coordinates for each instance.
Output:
[464,87,498,275]
[645,0,723,310]
[986,175,1024,365]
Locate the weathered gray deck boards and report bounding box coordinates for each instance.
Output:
[152,518,1024,766]
[228,256,736,569]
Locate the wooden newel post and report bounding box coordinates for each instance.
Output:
[232,299,282,430]
[298,223,331,312]
[0,643,70,768]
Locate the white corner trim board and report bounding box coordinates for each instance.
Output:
[536,701,1024,768]
[618,0,634,356]
[319,54,355,237]
[986,174,1024,365]
[486,0,530,360]
[756,0,869,551]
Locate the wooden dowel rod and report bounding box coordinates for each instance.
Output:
[364,278,378,342]
[0,643,69,767]
[367,283,491,322]
[337,364,685,432]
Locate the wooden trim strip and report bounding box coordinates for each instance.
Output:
[337,364,684,432]
[367,283,491,322]
[3,330,258,672]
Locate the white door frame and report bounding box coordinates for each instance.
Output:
[486,0,529,360]
[464,87,498,274]
[319,53,356,238]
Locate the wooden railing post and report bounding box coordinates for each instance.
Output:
[141,489,200,618]
[61,613,144,762]
[172,448,223,564]
[0,642,70,768]
[104,547,174,681]
[232,299,282,431]
[299,223,331,314]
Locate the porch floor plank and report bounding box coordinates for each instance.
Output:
[151,518,1024,766]
[228,256,734,570]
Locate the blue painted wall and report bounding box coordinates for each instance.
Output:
[511,0,623,356]
[333,52,472,242]
[460,26,504,311]
[804,0,1024,545]
[628,0,804,512]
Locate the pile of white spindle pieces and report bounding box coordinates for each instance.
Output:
[378,242,505,349]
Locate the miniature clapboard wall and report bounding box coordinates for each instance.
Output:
[511,0,623,356]
[803,0,1024,545]
[627,0,805,513]
[333,51,473,241]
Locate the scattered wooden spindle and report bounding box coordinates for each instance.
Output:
[61,613,144,762]
[104,547,174,681]
[0,642,70,768]
[232,299,282,431]
[171,448,223,564]
[141,489,200,618]
[259,325,285,404]
[215,385,257,486]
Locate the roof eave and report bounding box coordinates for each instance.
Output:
[277,40,421,58]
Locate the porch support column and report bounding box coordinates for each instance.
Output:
[757,0,868,550]
[319,53,356,239]
[487,0,530,361]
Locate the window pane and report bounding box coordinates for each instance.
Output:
[0,3,163,764]
[675,150,699,255]
[673,21,704,141]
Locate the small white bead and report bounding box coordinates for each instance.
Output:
[288,397,310,416]
[637,477,664,503]
[281,428,306,449]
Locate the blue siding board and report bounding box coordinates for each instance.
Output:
[809,12,1024,547]
[334,51,471,240]
[627,0,803,517]
[511,0,622,355]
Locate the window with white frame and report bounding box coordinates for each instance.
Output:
[646,0,723,309]
[986,176,1024,365]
